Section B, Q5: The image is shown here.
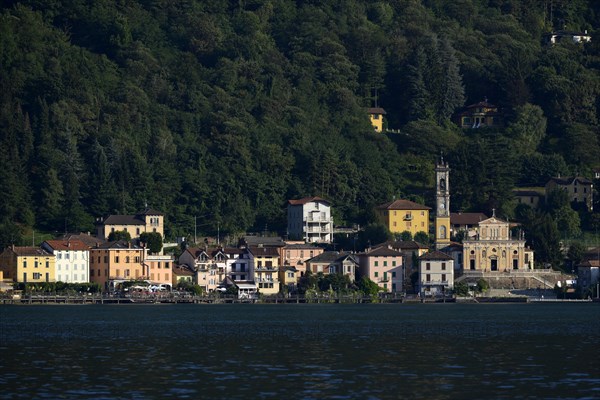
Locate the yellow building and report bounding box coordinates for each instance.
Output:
[434,159,451,249]
[367,107,386,132]
[0,246,56,283]
[279,266,297,293]
[250,246,280,295]
[462,214,534,271]
[375,199,430,237]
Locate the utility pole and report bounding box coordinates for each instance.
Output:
[194,216,197,245]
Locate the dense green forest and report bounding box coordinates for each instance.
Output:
[1,0,599,258]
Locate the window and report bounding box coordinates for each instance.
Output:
[34,261,38,268]
[392,261,396,267]
[374,261,379,267]
[115,256,119,263]
[373,114,380,120]
[90,270,94,277]
[441,274,446,282]
[126,256,130,263]
[441,263,446,271]
[45,260,49,268]
[426,263,430,271]
[22,260,27,268]
[374,272,379,278]
[426,274,431,282]
[383,261,387,267]
[392,272,396,278]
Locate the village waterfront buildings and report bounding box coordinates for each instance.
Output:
[3,158,599,299]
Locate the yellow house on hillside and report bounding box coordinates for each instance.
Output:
[0,246,56,283]
[367,107,386,132]
[375,199,430,237]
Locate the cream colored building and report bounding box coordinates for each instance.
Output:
[462,214,534,271]
[418,251,454,296]
[545,177,593,211]
[95,208,164,240]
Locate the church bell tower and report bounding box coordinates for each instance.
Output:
[435,158,451,249]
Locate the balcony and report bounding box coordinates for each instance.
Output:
[403,214,413,221]
[255,265,277,271]
[304,215,332,223]
[303,226,331,233]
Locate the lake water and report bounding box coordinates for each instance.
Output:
[1,304,599,399]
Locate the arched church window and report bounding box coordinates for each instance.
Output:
[439,226,447,239]
[440,179,446,190]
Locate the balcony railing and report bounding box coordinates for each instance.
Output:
[403,214,413,221]
[255,265,278,271]
[304,216,333,223]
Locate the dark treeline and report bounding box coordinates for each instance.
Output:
[0,0,599,249]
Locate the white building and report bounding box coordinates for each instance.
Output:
[418,251,454,296]
[287,197,333,243]
[41,239,90,283]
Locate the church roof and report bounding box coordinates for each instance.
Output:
[450,212,488,225]
[479,216,508,225]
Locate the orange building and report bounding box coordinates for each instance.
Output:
[89,241,146,291]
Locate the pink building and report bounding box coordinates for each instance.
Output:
[281,243,324,277]
[358,246,404,293]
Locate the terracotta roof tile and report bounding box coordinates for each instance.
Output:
[376,199,431,211]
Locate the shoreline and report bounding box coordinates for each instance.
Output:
[1,295,596,305]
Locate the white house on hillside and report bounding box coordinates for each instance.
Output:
[287,197,333,243]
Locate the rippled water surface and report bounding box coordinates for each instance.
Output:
[1,304,599,399]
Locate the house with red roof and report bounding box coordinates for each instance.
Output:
[42,239,90,283]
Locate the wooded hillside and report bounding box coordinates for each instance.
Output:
[1,0,599,248]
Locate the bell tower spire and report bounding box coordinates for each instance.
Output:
[435,157,451,250]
